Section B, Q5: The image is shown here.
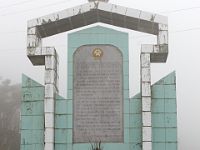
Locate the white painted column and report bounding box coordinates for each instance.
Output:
[27,26,59,150]
[140,24,168,150]
[44,49,59,150]
[141,51,152,150]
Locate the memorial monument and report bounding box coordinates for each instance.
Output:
[21,0,177,150]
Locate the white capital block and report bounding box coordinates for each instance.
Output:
[158,30,168,44]
[45,128,54,143]
[141,53,150,67]
[142,97,151,111]
[143,142,152,150]
[45,70,56,84]
[143,127,152,141]
[45,113,54,128]
[142,112,151,126]
[42,47,56,56]
[45,143,54,150]
[142,82,151,97]
[142,68,151,82]
[45,84,55,98]
[45,55,56,70]
[141,44,154,53]
[45,98,54,113]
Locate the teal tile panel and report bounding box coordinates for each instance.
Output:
[164,85,176,98]
[124,98,130,101]
[55,115,72,129]
[21,115,44,130]
[22,74,43,88]
[165,113,177,127]
[68,62,73,76]
[55,144,67,150]
[130,93,141,99]
[151,85,165,98]
[67,115,73,128]
[67,89,73,99]
[165,99,177,113]
[124,75,129,90]
[22,87,44,101]
[129,128,142,143]
[55,129,68,143]
[124,114,129,128]
[103,143,129,150]
[166,128,177,142]
[68,26,127,35]
[166,142,177,150]
[152,99,165,113]
[153,142,165,150]
[21,144,44,150]
[67,144,72,150]
[129,99,141,114]
[130,114,142,128]
[124,89,129,99]
[124,128,129,143]
[164,71,176,85]
[67,100,73,114]
[66,129,72,143]
[56,100,68,114]
[73,143,96,150]
[67,75,73,90]
[21,101,44,116]
[68,40,128,59]
[152,128,165,142]
[73,143,130,150]
[56,94,66,100]
[68,26,129,66]
[123,61,129,76]
[21,129,44,144]
[69,26,128,41]
[124,100,130,114]
[129,143,142,150]
[153,77,164,85]
[55,114,67,128]
[68,48,77,62]
[154,71,176,85]
[152,113,165,127]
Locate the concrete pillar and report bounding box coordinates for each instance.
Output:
[44,49,59,150]
[141,52,152,150]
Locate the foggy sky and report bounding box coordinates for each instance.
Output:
[0,0,200,150]
[0,78,20,150]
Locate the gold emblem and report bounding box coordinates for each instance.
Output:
[92,48,103,59]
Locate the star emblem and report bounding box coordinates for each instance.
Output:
[92,48,103,58]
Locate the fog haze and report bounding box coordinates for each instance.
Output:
[0,0,200,149]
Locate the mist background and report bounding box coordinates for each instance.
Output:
[0,0,200,149]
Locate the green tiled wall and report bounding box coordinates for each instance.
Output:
[152,71,177,150]
[21,74,45,150]
[21,71,177,150]
[55,95,72,149]
[21,26,177,150]
[130,71,177,150]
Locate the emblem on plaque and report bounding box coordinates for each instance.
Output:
[92,48,103,59]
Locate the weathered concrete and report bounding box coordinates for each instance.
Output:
[26,1,168,150]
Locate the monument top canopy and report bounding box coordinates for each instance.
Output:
[28,2,167,38]
[27,1,168,65]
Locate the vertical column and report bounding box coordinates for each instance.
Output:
[44,49,59,150]
[141,52,152,150]
[158,24,168,45]
[27,27,42,56]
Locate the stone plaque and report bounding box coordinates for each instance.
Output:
[73,45,123,143]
